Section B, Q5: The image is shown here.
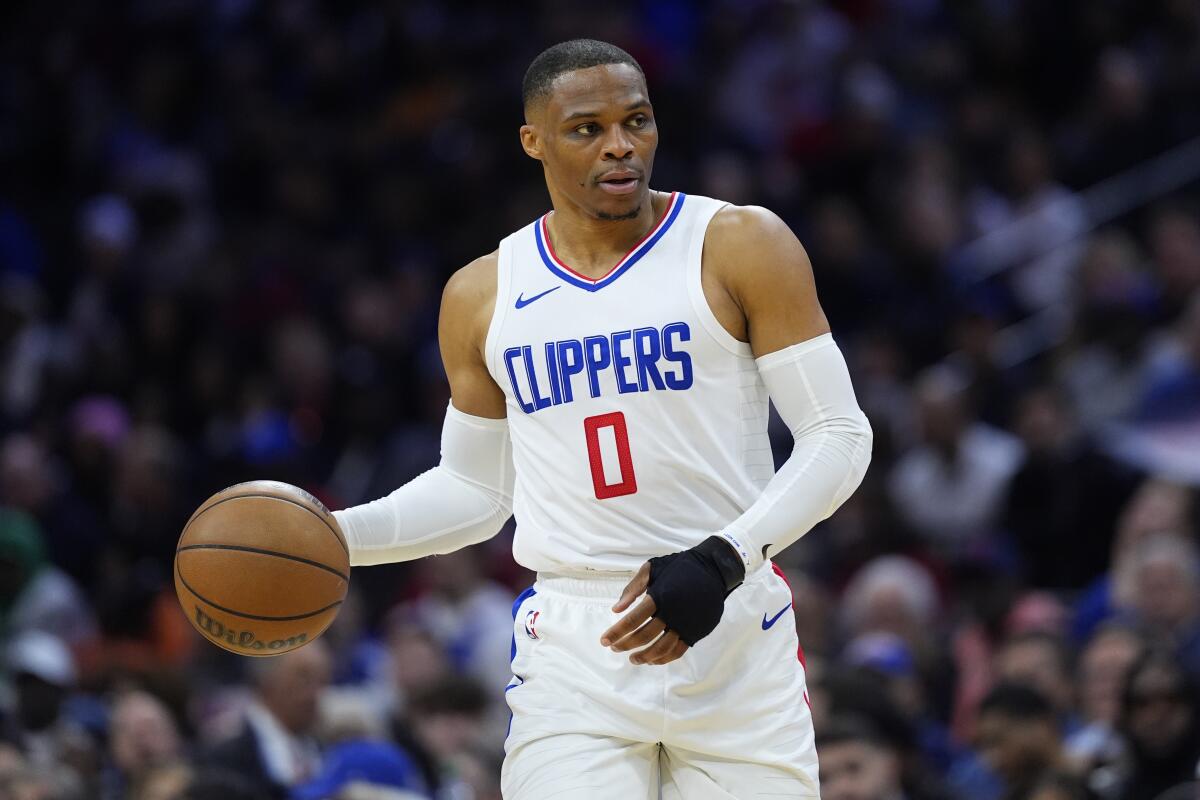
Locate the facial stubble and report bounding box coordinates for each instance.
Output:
[596,205,641,221]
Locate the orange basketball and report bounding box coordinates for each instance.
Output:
[174,480,350,657]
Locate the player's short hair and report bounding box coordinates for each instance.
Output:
[522,39,644,111]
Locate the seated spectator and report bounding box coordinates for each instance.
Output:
[1137,290,1200,424]
[1003,384,1138,589]
[1072,477,1193,643]
[840,555,940,657]
[391,675,489,798]
[0,631,95,786]
[815,665,953,800]
[843,632,962,774]
[840,556,956,739]
[952,683,1072,800]
[1147,208,1200,321]
[993,630,1081,735]
[102,689,185,800]
[381,624,450,722]
[321,586,388,690]
[0,508,97,650]
[201,641,332,798]
[1057,230,1160,430]
[817,715,909,800]
[1065,623,1144,773]
[1110,647,1200,800]
[888,367,1023,555]
[0,432,105,591]
[387,548,514,706]
[1113,532,1200,671]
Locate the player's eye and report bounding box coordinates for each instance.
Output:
[574,123,599,136]
[628,114,649,128]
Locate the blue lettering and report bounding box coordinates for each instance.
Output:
[611,330,637,394]
[583,335,611,399]
[633,327,665,391]
[522,345,552,411]
[662,322,693,390]
[504,347,535,414]
[544,342,562,405]
[557,340,585,403]
[507,323,693,413]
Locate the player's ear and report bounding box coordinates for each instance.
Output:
[520,124,543,161]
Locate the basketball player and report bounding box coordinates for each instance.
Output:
[332,39,873,798]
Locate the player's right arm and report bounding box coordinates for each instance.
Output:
[331,253,515,567]
[438,252,508,418]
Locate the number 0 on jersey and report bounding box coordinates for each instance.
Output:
[584,412,638,499]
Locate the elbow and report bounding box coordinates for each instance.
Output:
[489,499,514,532]
[484,487,515,523]
[802,409,873,501]
[473,487,513,541]
[842,408,873,486]
[793,407,874,467]
[840,411,873,506]
[853,409,873,471]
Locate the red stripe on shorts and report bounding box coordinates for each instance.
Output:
[770,562,806,669]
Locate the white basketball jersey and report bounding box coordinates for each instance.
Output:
[485,192,773,574]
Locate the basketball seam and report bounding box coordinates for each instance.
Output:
[185,493,349,556]
[175,560,345,622]
[176,543,350,581]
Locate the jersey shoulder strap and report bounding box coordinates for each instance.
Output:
[484,219,538,384]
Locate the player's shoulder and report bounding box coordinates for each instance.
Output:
[440,250,499,336]
[706,204,796,251]
[443,250,499,305]
[704,204,811,280]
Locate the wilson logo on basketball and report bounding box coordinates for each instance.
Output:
[194,606,309,652]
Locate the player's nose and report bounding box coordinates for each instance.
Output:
[600,123,635,160]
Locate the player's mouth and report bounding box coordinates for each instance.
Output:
[597,171,641,195]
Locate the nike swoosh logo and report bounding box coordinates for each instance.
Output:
[515,286,561,309]
[761,602,793,631]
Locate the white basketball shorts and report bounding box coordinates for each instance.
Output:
[501,562,819,799]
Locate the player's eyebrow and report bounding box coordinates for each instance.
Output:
[561,99,650,123]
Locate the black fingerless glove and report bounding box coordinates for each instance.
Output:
[645,535,747,646]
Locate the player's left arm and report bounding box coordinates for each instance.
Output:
[707,205,874,565]
[603,206,873,664]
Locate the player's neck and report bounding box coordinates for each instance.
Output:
[545,191,667,279]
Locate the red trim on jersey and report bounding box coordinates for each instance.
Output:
[540,192,679,283]
[771,562,807,669]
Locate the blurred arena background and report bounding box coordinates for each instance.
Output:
[2,1,1200,798]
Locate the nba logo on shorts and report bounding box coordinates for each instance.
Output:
[524,609,540,640]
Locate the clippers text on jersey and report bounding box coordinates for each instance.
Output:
[503,321,694,414]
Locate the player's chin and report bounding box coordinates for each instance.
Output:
[592,185,644,220]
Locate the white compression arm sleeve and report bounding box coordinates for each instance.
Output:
[332,403,515,567]
[718,333,873,573]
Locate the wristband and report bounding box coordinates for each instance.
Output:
[696,535,746,593]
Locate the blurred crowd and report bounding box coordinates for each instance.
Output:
[2,0,1200,798]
